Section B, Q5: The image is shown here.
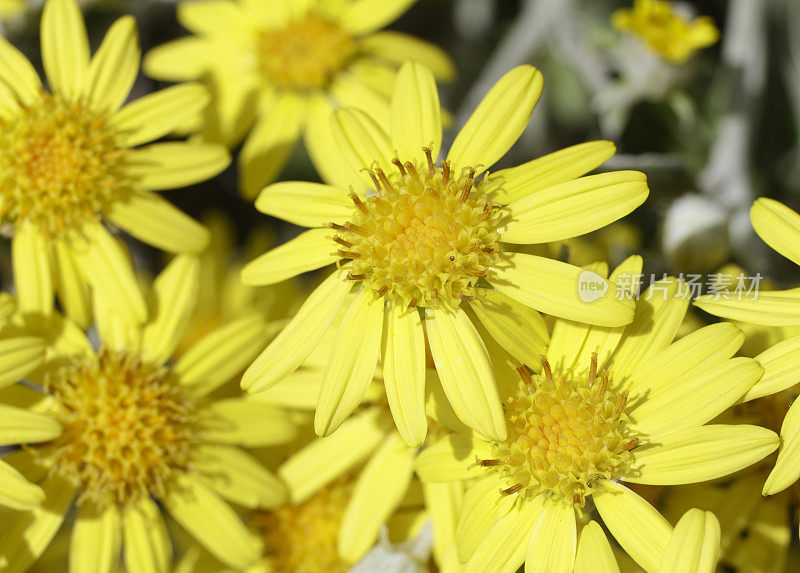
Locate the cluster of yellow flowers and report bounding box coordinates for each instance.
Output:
[0,0,796,572]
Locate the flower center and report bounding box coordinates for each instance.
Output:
[476,357,639,508]
[40,350,196,508]
[331,149,504,308]
[257,13,356,89]
[251,478,353,572]
[0,93,130,239]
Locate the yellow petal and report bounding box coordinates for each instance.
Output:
[485,141,617,204]
[0,459,45,511]
[751,198,800,267]
[414,431,494,482]
[524,499,577,573]
[84,15,139,113]
[201,69,261,147]
[110,190,210,254]
[279,407,390,503]
[447,66,543,173]
[123,496,172,573]
[359,31,456,81]
[503,171,648,244]
[0,404,61,445]
[176,0,251,35]
[694,289,800,326]
[338,0,415,34]
[628,424,778,485]
[0,35,42,104]
[127,142,231,191]
[175,315,270,397]
[240,228,337,286]
[194,443,286,509]
[332,107,394,187]
[70,504,121,573]
[315,289,384,436]
[574,521,619,573]
[764,397,800,495]
[339,433,415,562]
[0,335,46,388]
[143,36,217,81]
[112,83,210,147]
[383,303,427,446]
[254,181,352,228]
[41,0,89,101]
[745,333,800,401]
[52,240,91,328]
[592,480,672,573]
[657,509,720,573]
[13,222,53,316]
[422,481,463,567]
[425,306,506,441]
[470,289,549,370]
[455,473,518,562]
[390,61,442,167]
[491,252,634,327]
[242,270,351,392]
[199,398,296,447]
[164,474,262,569]
[330,71,391,128]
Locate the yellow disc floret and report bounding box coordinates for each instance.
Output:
[331,149,504,308]
[478,357,640,508]
[257,13,356,89]
[41,349,196,508]
[0,93,130,238]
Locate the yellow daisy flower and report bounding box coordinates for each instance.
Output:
[415,258,778,571]
[143,0,455,198]
[612,0,719,63]
[0,0,230,328]
[240,61,648,448]
[0,255,295,571]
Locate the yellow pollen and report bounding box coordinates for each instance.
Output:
[0,93,131,238]
[257,13,356,89]
[252,478,354,572]
[333,153,504,307]
[487,357,640,508]
[39,349,196,508]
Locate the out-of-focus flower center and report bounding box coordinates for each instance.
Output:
[257,13,356,89]
[251,478,353,572]
[477,357,639,508]
[330,149,504,308]
[41,350,196,508]
[0,94,130,238]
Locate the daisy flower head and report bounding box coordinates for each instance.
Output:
[241,62,649,449]
[0,0,230,328]
[612,0,719,64]
[144,0,455,199]
[0,255,296,572]
[415,259,779,572]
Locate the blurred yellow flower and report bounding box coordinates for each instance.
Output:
[144,0,455,198]
[612,0,719,63]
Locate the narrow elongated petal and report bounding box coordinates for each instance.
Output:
[339,433,415,561]
[254,182,352,227]
[109,190,210,254]
[0,459,45,510]
[383,304,427,446]
[0,36,42,104]
[764,397,800,495]
[127,142,230,191]
[694,289,800,326]
[84,16,140,113]
[0,404,61,445]
[627,425,778,485]
[0,336,46,388]
[456,473,517,562]
[425,306,506,441]
[241,228,337,286]
[414,432,494,482]
[503,171,648,243]
[391,61,442,166]
[744,334,800,401]
[525,499,577,573]
[422,481,463,567]
[486,141,617,204]
[199,398,296,447]
[176,0,251,34]
[491,252,634,327]
[242,270,351,392]
[338,0,416,34]
[448,66,543,174]
[123,496,171,573]
[657,510,720,573]
[330,72,391,128]
[140,255,200,364]
[574,521,619,573]
[164,474,262,569]
[52,240,91,328]
[70,504,121,573]
[332,108,394,187]
[315,290,384,436]
[13,223,53,316]
[751,198,800,266]
[593,480,672,573]
[279,408,390,503]
[143,37,219,81]
[41,0,89,100]
[359,31,456,81]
